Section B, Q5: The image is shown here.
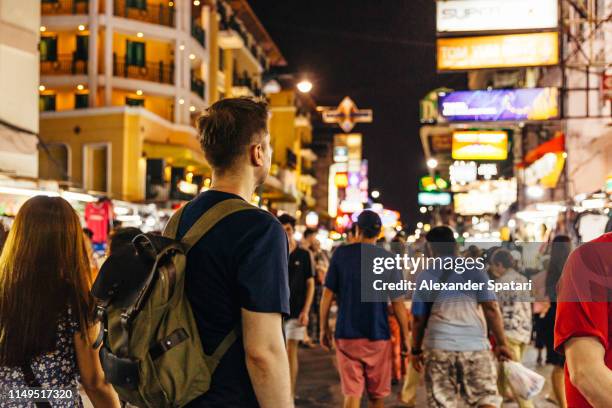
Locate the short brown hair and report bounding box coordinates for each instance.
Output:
[197,97,268,172]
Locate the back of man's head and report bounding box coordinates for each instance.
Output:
[425,226,456,257]
[491,248,514,269]
[303,228,317,240]
[197,98,268,173]
[357,210,382,239]
[277,213,296,228]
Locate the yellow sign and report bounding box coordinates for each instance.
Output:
[437,32,559,71]
[452,131,508,161]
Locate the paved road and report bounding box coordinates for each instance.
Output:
[295,346,559,407]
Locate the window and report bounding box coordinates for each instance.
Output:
[125,97,145,107]
[126,40,145,67]
[40,36,58,62]
[126,0,147,11]
[39,94,56,112]
[75,35,88,61]
[75,93,89,109]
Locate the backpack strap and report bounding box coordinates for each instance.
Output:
[206,327,239,373]
[180,198,257,253]
[163,205,186,239]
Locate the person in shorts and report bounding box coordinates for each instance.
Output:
[278,214,315,401]
[411,226,513,408]
[319,211,410,408]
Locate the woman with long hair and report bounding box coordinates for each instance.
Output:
[0,196,120,407]
[543,235,572,408]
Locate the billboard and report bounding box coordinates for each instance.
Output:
[452,131,508,160]
[439,88,559,122]
[437,0,558,33]
[437,32,559,71]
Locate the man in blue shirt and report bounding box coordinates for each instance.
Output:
[411,226,512,408]
[320,210,410,408]
[180,98,292,407]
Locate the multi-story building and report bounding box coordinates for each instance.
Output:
[0,0,40,178]
[37,0,284,203]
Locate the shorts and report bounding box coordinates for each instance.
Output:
[335,339,392,399]
[424,349,502,408]
[284,318,306,341]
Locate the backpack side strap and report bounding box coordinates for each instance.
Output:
[205,327,239,373]
[181,198,257,253]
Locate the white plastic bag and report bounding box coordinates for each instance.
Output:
[503,360,546,400]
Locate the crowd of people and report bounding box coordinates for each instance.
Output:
[0,98,610,408]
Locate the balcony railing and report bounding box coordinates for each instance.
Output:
[113,0,175,27]
[191,77,205,99]
[113,55,174,84]
[42,0,89,15]
[41,54,88,75]
[233,73,262,96]
[191,22,206,48]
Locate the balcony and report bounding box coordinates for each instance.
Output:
[191,22,206,48]
[42,0,89,15]
[113,0,175,27]
[190,77,205,100]
[113,55,174,84]
[232,73,261,97]
[41,54,88,75]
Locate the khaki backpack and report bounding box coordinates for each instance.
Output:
[91,198,256,407]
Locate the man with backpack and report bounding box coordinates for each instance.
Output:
[411,226,512,408]
[176,98,293,407]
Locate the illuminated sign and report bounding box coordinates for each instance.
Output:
[524,152,565,188]
[419,175,449,192]
[606,175,612,194]
[477,163,498,180]
[436,0,558,33]
[323,97,373,133]
[452,131,508,160]
[437,32,559,71]
[334,172,349,188]
[333,146,348,162]
[418,192,452,206]
[453,179,517,215]
[440,88,559,122]
[450,161,477,185]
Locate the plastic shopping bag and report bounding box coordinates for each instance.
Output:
[503,360,546,400]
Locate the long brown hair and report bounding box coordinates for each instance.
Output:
[0,196,95,366]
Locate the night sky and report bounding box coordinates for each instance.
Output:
[250,0,466,228]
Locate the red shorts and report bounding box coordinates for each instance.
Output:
[335,339,392,399]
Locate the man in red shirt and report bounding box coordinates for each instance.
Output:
[555,232,612,407]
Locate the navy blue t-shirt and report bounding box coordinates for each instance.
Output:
[179,190,289,408]
[325,243,397,341]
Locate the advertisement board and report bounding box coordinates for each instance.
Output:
[439,88,559,122]
[436,0,558,33]
[452,131,508,160]
[437,32,559,71]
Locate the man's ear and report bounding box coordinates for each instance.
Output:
[249,143,264,167]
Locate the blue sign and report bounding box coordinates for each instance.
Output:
[439,88,559,122]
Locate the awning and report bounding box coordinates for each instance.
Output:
[143,143,210,173]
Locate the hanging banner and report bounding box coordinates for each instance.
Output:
[439,88,559,122]
[436,0,558,33]
[437,32,559,71]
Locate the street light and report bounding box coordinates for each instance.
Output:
[297,79,313,93]
[371,190,380,199]
[427,158,438,169]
